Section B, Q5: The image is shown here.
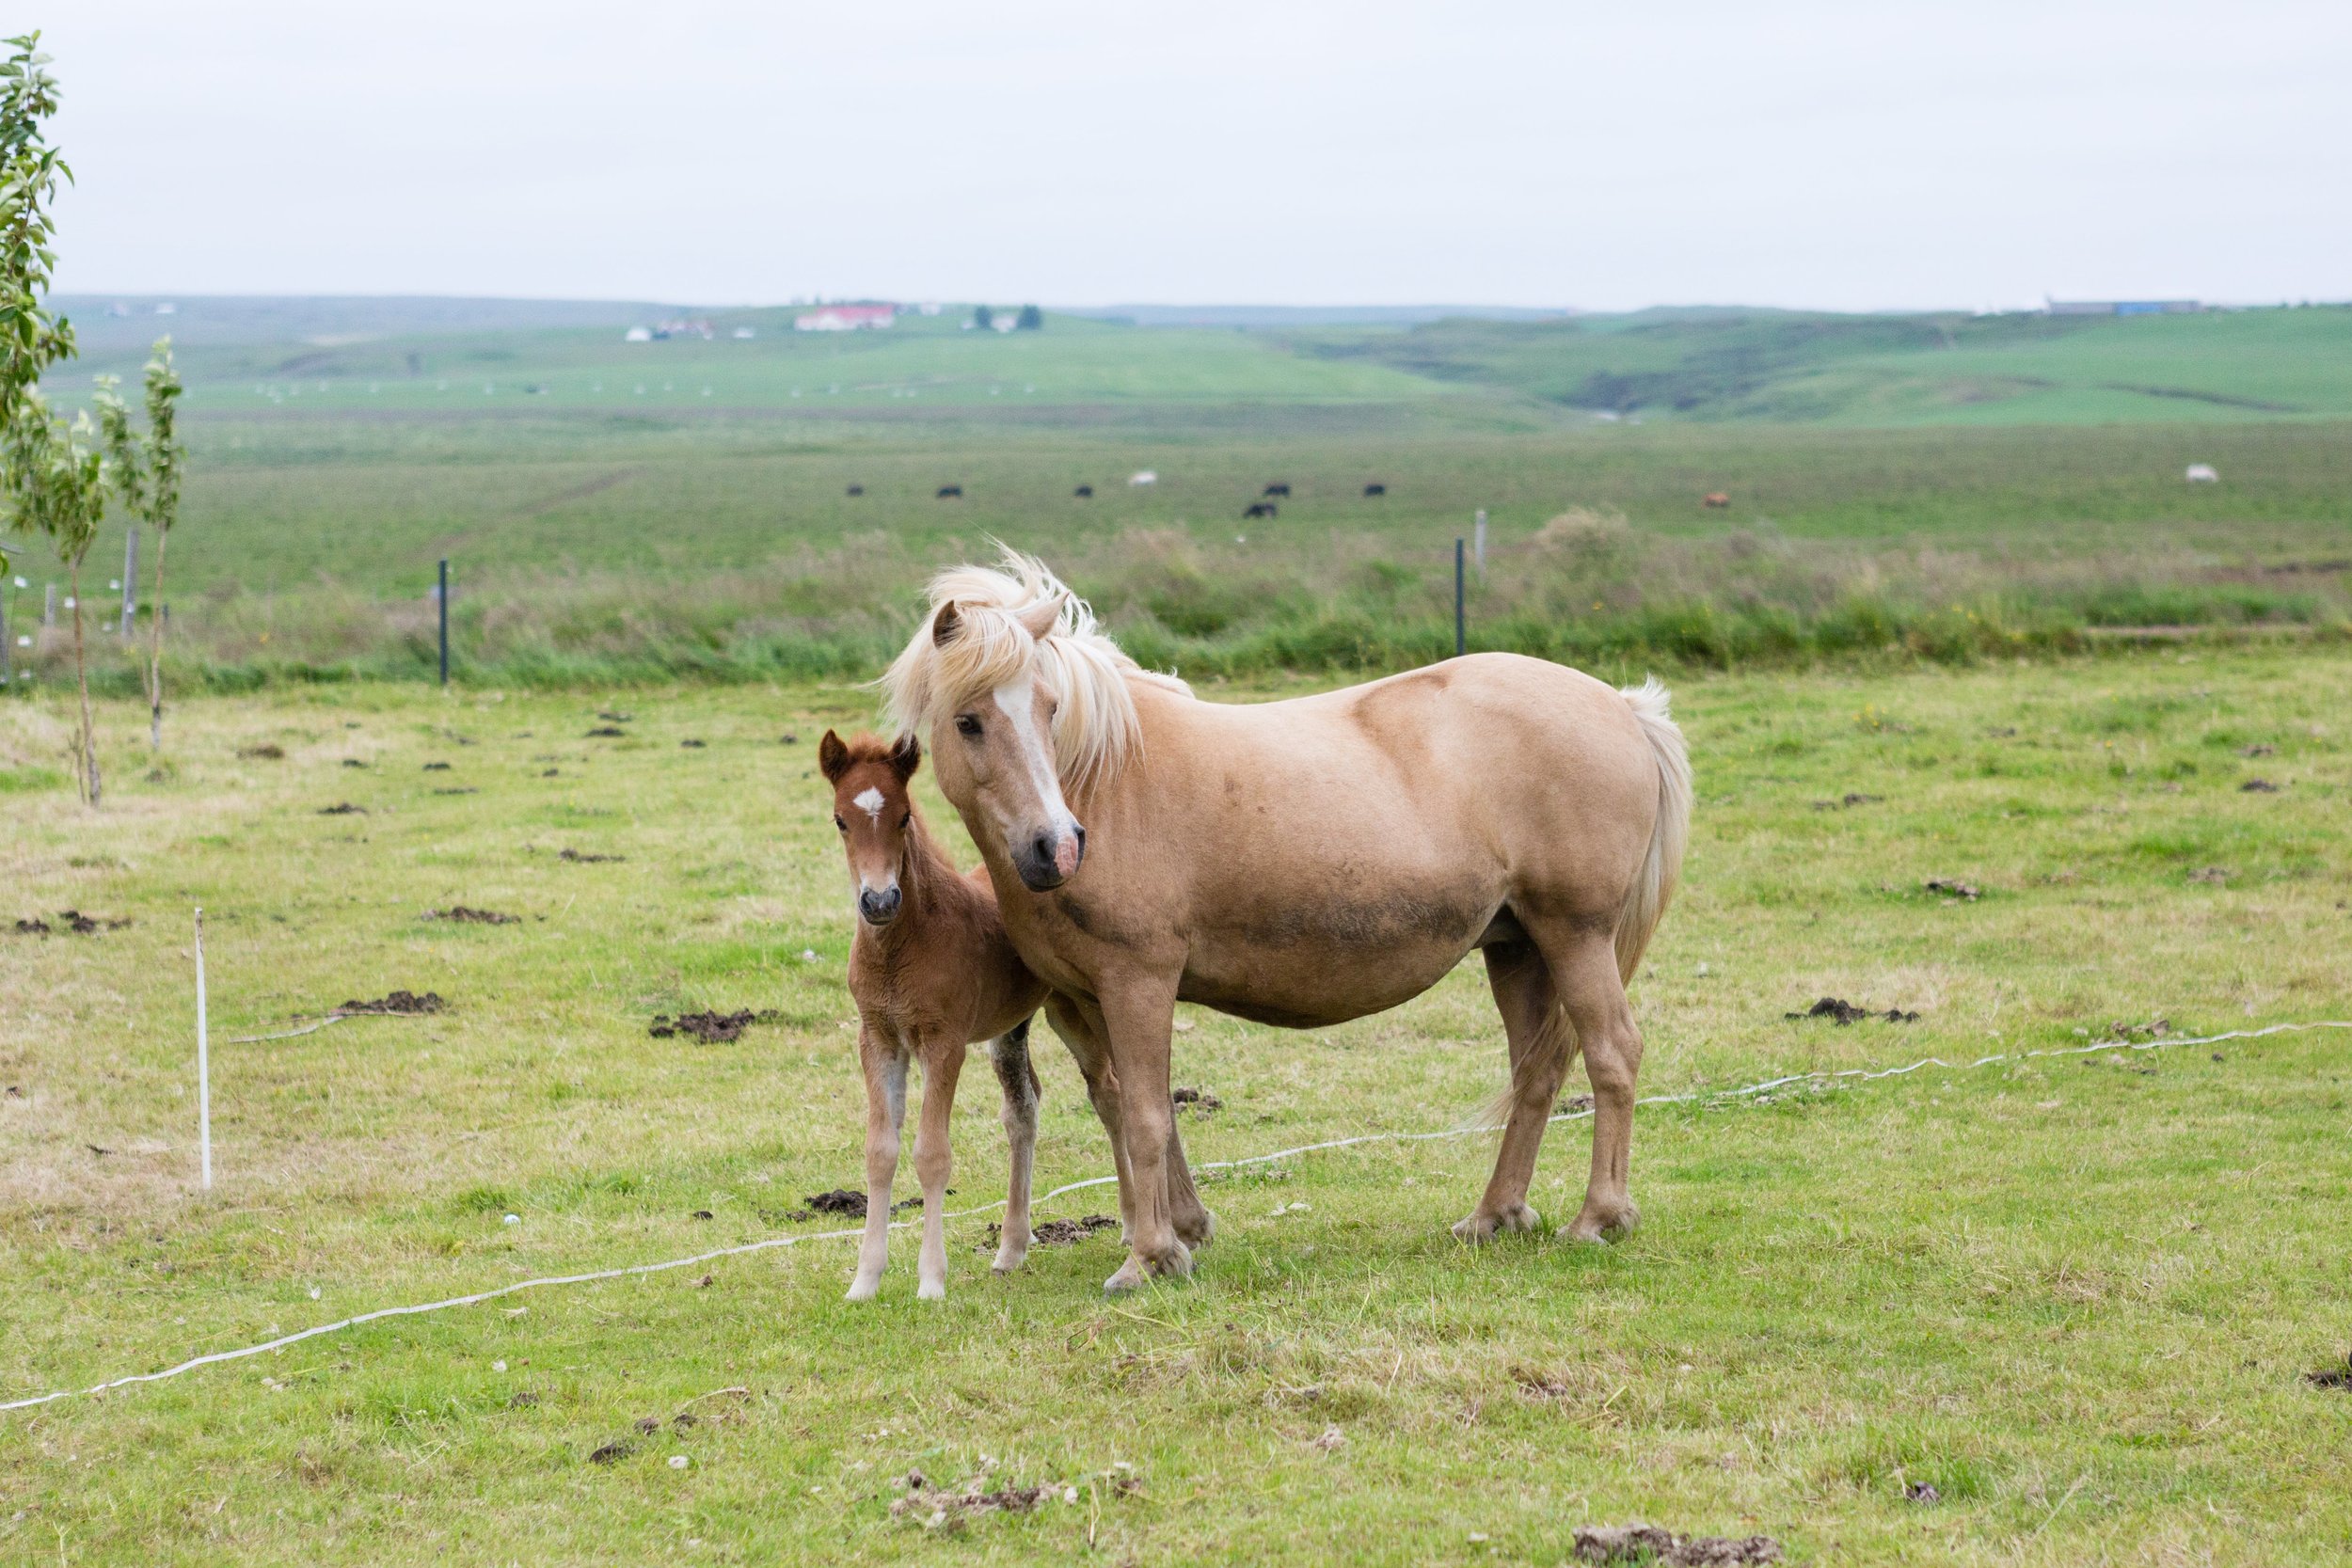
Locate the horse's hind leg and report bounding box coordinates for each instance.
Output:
[1548,935,1645,1243]
[1455,937,1572,1243]
[990,1018,1041,1275]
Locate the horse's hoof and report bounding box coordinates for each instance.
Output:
[1104,1259,1148,1294]
[1175,1208,1216,1249]
[1561,1201,1639,1244]
[1104,1240,1193,1293]
[1452,1202,1540,1244]
[917,1277,946,1302]
[846,1275,882,1302]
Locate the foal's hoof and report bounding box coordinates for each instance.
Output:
[1174,1207,1216,1249]
[845,1274,882,1303]
[1561,1200,1640,1244]
[991,1238,1031,1275]
[1452,1202,1541,1244]
[1103,1239,1193,1294]
[917,1277,946,1302]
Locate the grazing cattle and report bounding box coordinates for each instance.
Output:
[1362,483,1386,497]
[847,483,866,497]
[2185,464,2219,483]
[1262,483,1291,498]
[885,554,1690,1292]
[937,485,964,499]
[1073,484,1094,499]
[1243,501,1278,519]
[1128,470,1157,487]
[1702,492,1730,509]
[819,732,1050,1300]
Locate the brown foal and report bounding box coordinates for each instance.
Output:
[820,730,1049,1300]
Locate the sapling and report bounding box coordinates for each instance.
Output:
[96,340,182,745]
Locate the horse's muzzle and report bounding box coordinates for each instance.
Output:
[1015,823,1085,891]
[858,886,903,926]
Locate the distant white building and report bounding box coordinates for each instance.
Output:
[796,304,897,332]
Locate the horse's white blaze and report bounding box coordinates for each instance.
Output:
[993,673,1079,841]
[852,787,885,819]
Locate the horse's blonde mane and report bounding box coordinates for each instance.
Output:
[880,549,1188,795]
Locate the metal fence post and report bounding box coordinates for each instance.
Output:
[437,559,450,686]
[1454,537,1467,658]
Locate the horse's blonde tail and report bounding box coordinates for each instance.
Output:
[1613,676,1691,984]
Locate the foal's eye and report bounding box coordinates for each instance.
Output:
[955,714,982,737]
[832,815,846,832]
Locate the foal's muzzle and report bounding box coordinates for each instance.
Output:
[1013,822,1085,892]
[858,886,903,926]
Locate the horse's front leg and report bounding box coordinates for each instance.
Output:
[914,1037,965,1300]
[847,1028,908,1302]
[1093,972,1190,1293]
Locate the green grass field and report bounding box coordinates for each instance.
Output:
[4,645,2350,1563]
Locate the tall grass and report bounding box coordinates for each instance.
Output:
[9,513,2343,696]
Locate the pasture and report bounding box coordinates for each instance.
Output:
[6,645,2350,1563]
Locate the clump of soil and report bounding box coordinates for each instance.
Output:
[1924,878,1980,900]
[2240,743,2276,757]
[598,709,633,723]
[433,787,479,796]
[424,906,517,926]
[780,732,799,745]
[423,761,452,771]
[14,911,131,936]
[1573,1525,1781,1565]
[585,726,626,738]
[2241,778,2281,793]
[2305,1356,2352,1389]
[559,847,624,863]
[508,1390,541,1408]
[237,743,285,760]
[2111,1017,2170,1038]
[319,802,367,816]
[1812,792,1883,811]
[1557,1092,1596,1114]
[985,1213,1118,1250]
[806,1188,867,1216]
[1904,1481,1941,1504]
[1788,997,1918,1024]
[680,738,706,749]
[587,1438,634,1465]
[890,1477,1053,1528]
[337,990,447,1015]
[341,758,368,768]
[1172,1085,1221,1114]
[648,1007,778,1043]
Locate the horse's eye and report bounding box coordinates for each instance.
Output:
[955,714,982,737]
[832,815,846,832]
[899,813,913,829]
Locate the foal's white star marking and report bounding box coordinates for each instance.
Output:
[852,787,885,820]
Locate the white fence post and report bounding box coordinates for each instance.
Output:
[195,908,212,1191]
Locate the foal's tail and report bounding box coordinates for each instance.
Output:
[1613,677,1692,984]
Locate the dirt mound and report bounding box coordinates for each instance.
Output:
[1022,1214,1119,1247]
[318,802,367,816]
[237,743,284,760]
[1172,1085,1221,1114]
[423,761,452,771]
[1574,1525,1781,1565]
[1787,997,1918,1024]
[1924,878,1979,900]
[648,1007,778,1043]
[586,726,626,738]
[558,847,624,863]
[13,911,131,936]
[424,906,517,926]
[806,1188,866,1216]
[337,990,447,1015]
[2242,778,2281,793]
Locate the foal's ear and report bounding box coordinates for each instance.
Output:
[888,733,922,782]
[931,600,965,646]
[818,729,850,782]
[1014,593,1063,639]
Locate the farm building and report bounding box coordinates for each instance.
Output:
[795,304,897,332]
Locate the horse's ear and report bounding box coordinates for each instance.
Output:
[888,733,921,782]
[818,729,850,782]
[932,601,964,646]
[1014,593,1063,639]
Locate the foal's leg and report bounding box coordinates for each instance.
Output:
[1547,938,1645,1243]
[1094,973,1190,1293]
[847,1027,908,1301]
[1455,938,1572,1243]
[989,1018,1041,1275]
[914,1037,965,1300]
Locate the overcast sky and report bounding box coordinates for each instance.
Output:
[42,1,2352,311]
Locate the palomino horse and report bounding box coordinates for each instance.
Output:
[819,730,1049,1300]
[882,553,1692,1293]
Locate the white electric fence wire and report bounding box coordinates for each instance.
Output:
[5,1019,2344,1417]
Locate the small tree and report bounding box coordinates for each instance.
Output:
[96,339,182,745]
[1014,304,1042,331]
[4,391,105,800]
[0,31,76,580]
[972,304,993,331]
